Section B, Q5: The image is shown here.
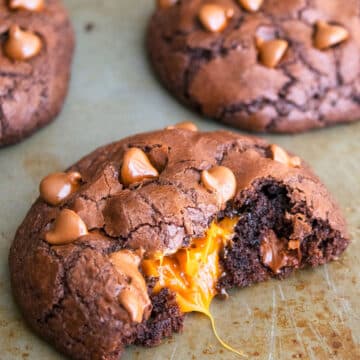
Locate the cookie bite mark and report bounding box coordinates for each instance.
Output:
[40,172,82,206]
[314,21,349,50]
[238,0,263,13]
[45,209,88,245]
[8,0,45,12]
[121,148,159,186]
[255,36,288,68]
[142,217,246,356]
[270,144,301,168]
[201,166,237,209]
[198,4,234,33]
[260,230,301,274]
[110,250,152,323]
[166,121,198,131]
[4,25,42,61]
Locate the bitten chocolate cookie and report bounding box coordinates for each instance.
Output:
[10,124,350,359]
[148,0,360,133]
[0,0,74,146]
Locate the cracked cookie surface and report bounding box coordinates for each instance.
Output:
[148,0,360,133]
[0,0,74,146]
[9,127,349,359]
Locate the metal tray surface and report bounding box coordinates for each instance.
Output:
[0,1,359,359]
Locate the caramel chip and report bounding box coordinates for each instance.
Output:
[270,144,301,168]
[121,148,159,186]
[198,4,233,33]
[201,166,237,207]
[256,37,288,68]
[157,0,177,8]
[260,230,301,274]
[9,0,45,12]
[40,172,82,206]
[4,25,42,61]
[238,0,263,12]
[45,209,88,245]
[166,121,198,132]
[314,20,349,50]
[110,250,151,323]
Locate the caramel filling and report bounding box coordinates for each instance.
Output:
[142,218,245,357]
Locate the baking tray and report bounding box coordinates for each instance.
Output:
[0,1,359,359]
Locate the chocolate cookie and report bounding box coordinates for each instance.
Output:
[0,0,74,146]
[9,124,349,359]
[148,0,360,133]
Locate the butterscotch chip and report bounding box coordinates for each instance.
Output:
[109,250,151,323]
[9,0,45,12]
[314,21,349,50]
[201,165,236,207]
[4,25,42,61]
[166,121,198,131]
[238,0,263,12]
[121,148,159,186]
[270,144,301,168]
[157,0,177,8]
[198,4,231,33]
[40,172,82,206]
[270,144,290,165]
[256,37,288,68]
[45,209,88,245]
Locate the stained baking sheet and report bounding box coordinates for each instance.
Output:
[0,1,359,359]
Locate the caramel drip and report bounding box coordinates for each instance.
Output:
[142,217,246,357]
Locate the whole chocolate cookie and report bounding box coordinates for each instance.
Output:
[148,0,360,133]
[10,124,349,359]
[0,0,74,146]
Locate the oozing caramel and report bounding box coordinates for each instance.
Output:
[142,217,245,356]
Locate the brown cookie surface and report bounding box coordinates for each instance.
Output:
[148,0,360,133]
[0,0,74,146]
[9,126,349,359]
